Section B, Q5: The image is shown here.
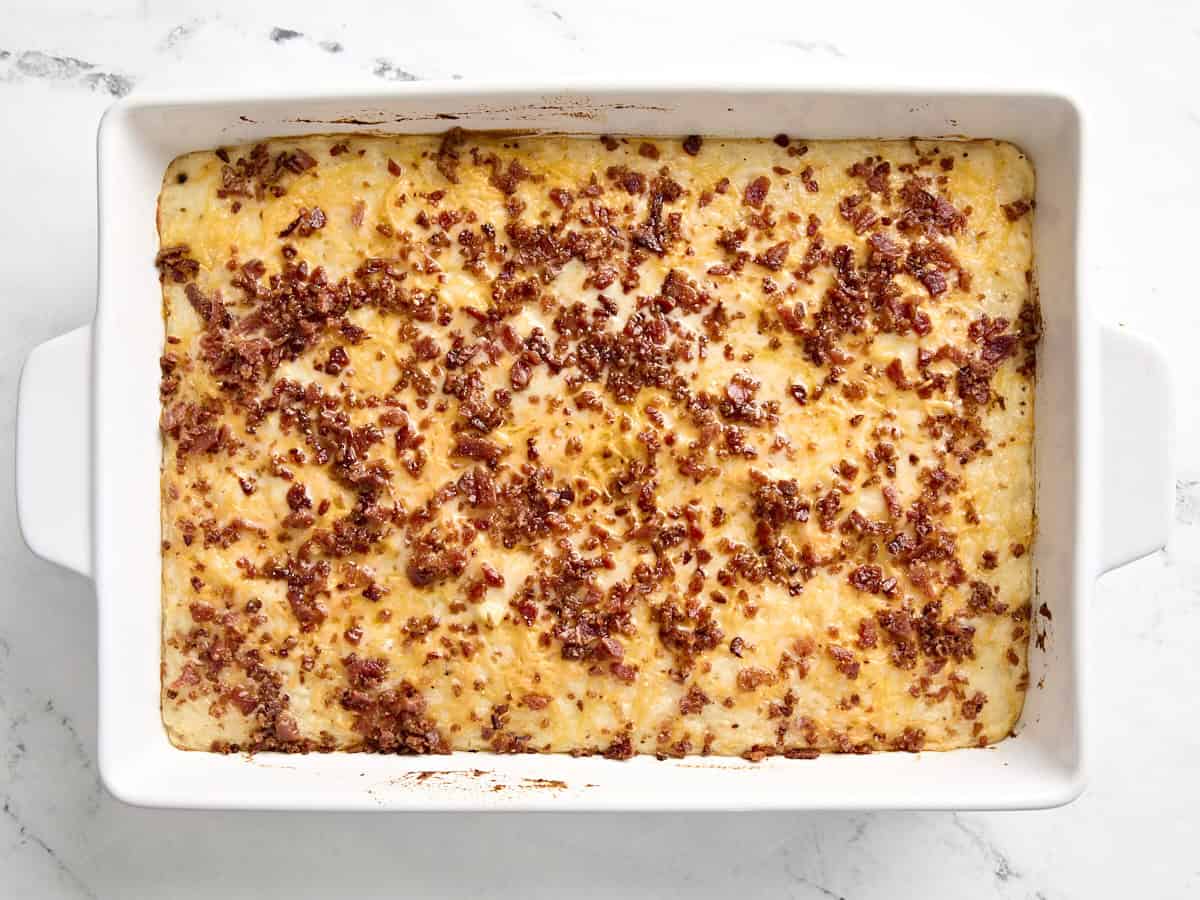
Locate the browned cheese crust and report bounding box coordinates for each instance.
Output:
[157,132,1038,759]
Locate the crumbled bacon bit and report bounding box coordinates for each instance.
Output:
[278,206,327,238]
[629,175,683,255]
[1002,199,1032,221]
[160,398,232,463]
[189,601,215,623]
[897,177,965,236]
[885,358,908,388]
[603,730,634,760]
[548,187,573,210]
[286,482,311,511]
[736,667,775,691]
[406,528,468,588]
[521,693,551,710]
[435,128,466,183]
[155,245,200,283]
[451,435,506,466]
[324,345,349,374]
[856,620,878,650]
[848,565,884,593]
[486,157,531,195]
[743,176,770,209]
[754,241,790,271]
[961,691,987,719]
[679,685,711,715]
[839,194,878,234]
[610,662,638,683]
[893,727,925,752]
[341,677,448,754]
[827,645,860,679]
[815,489,841,532]
[751,476,810,528]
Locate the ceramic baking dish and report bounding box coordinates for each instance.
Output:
[15,83,1173,810]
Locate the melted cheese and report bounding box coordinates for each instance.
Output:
[158,133,1036,758]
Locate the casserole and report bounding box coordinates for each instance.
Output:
[15,83,1173,810]
[156,131,1039,759]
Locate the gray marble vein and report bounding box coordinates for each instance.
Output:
[1,49,135,96]
[527,2,579,41]
[1,800,97,899]
[372,59,421,81]
[159,22,199,51]
[269,27,304,44]
[1176,480,1200,525]
[951,815,1020,885]
[781,863,847,900]
[778,39,846,58]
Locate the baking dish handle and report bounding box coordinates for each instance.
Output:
[1100,324,1173,573]
[16,325,92,578]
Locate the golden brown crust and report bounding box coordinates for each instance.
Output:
[158,133,1036,758]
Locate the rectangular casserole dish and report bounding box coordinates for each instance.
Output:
[15,83,1173,810]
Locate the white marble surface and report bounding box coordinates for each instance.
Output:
[3,1,1199,896]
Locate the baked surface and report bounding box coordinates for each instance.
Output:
[157,132,1037,758]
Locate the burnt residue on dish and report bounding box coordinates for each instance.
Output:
[390,769,572,792]
[269,101,671,128]
[287,117,389,126]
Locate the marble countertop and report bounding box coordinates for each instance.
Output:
[2,1,1198,896]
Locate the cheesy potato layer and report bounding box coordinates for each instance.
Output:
[157,132,1037,759]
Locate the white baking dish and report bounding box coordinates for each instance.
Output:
[15,83,1173,811]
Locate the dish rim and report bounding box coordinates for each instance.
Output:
[85,81,1102,809]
